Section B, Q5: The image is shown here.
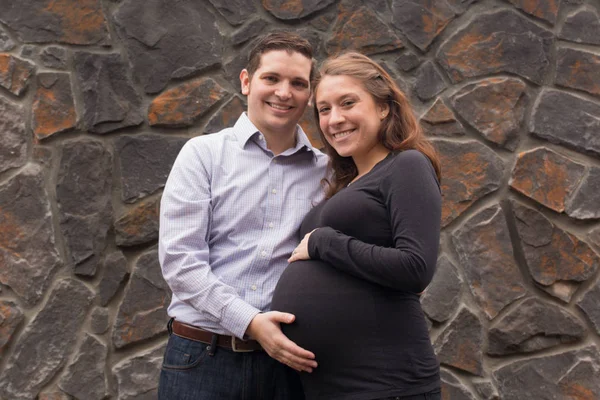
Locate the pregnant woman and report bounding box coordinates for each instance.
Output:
[271,52,442,400]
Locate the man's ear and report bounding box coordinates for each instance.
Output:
[240,69,250,95]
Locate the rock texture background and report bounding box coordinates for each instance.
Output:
[1,0,599,398]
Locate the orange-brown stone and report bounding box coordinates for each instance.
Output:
[509,147,586,213]
[556,47,600,98]
[508,0,559,24]
[300,108,323,149]
[204,95,246,134]
[327,6,403,55]
[114,197,160,247]
[421,98,464,137]
[434,139,504,227]
[32,73,76,140]
[148,78,227,127]
[0,53,35,96]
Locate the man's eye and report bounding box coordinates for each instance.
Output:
[293,81,308,88]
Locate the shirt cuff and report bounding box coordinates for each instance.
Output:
[220,297,261,339]
[308,226,335,260]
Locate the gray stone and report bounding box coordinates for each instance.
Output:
[0,300,24,353]
[57,140,112,276]
[556,47,600,98]
[308,11,336,32]
[41,46,68,69]
[59,334,108,400]
[208,0,257,25]
[115,197,160,247]
[98,251,128,307]
[113,343,165,400]
[590,226,600,247]
[32,72,77,140]
[566,166,600,219]
[531,89,600,158]
[421,256,462,323]
[20,44,38,61]
[512,202,598,302]
[488,297,585,355]
[0,95,27,173]
[112,247,171,348]
[231,18,268,46]
[224,47,250,92]
[114,0,223,93]
[90,307,110,334]
[437,10,553,85]
[0,0,111,45]
[394,51,421,72]
[472,380,499,400]
[433,139,505,227]
[452,77,527,151]
[73,51,143,134]
[446,0,478,14]
[441,370,477,399]
[493,345,600,400]
[326,6,404,56]
[262,0,336,20]
[0,28,15,51]
[391,0,456,50]
[205,95,246,134]
[559,7,600,45]
[452,204,527,319]
[115,134,187,203]
[434,307,484,376]
[577,280,600,336]
[0,278,94,400]
[414,61,447,101]
[0,164,62,306]
[0,54,35,96]
[421,99,464,137]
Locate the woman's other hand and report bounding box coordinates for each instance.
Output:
[288,229,317,262]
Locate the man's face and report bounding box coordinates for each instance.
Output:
[240,50,312,140]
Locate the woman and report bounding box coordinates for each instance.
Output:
[271,52,442,400]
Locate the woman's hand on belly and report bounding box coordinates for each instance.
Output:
[288,229,317,263]
[246,311,318,373]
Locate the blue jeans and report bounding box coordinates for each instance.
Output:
[378,388,442,400]
[158,333,304,400]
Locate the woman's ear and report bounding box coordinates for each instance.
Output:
[378,103,390,120]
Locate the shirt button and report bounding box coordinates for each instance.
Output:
[251,285,257,291]
[261,250,267,257]
[271,189,277,194]
[268,222,274,228]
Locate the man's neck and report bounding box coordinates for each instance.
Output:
[263,129,297,156]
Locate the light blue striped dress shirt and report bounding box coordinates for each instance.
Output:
[159,113,328,339]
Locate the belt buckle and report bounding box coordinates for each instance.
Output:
[231,337,254,352]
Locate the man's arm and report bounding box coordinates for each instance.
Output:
[159,140,260,338]
[159,139,317,371]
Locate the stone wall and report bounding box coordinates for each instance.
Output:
[0,0,599,399]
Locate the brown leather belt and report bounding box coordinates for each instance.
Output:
[171,320,263,352]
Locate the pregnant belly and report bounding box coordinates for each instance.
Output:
[271,260,379,360]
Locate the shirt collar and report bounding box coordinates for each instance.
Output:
[233,112,319,161]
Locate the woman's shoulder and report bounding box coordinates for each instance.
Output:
[383,150,440,189]
[388,149,434,172]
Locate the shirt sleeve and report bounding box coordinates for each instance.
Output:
[307,151,441,292]
[158,139,260,338]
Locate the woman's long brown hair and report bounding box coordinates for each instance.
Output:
[313,52,441,198]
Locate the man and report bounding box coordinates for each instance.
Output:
[158,31,328,399]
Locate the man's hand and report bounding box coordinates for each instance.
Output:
[246,312,317,373]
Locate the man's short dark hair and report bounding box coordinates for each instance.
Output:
[246,31,316,83]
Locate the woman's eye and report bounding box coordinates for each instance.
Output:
[318,107,330,114]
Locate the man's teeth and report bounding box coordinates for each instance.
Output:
[333,130,353,139]
[269,103,292,110]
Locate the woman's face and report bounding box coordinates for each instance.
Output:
[315,75,389,164]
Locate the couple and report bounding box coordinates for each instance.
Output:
[158,31,442,400]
